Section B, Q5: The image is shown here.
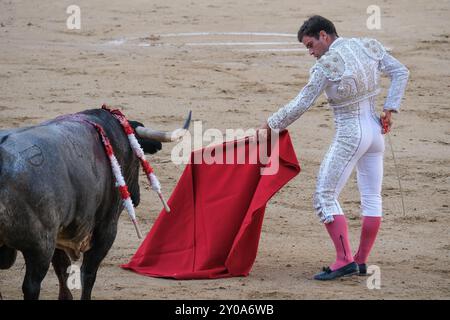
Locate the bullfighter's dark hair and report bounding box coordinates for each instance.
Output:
[297,15,338,42]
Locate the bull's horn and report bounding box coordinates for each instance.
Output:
[135,111,192,142]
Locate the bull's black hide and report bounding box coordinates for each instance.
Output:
[0,109,161,299]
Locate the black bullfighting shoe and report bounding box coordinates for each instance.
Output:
[314,262,359,281]
[358,263,367,276]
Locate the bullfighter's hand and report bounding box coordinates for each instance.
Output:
[381,110,393,134]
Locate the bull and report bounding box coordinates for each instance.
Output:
[0,107,191,299]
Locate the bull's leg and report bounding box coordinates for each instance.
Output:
[21,244,54,300]
[80,223,117,300]
[0,245,17,300]
[51,249,73,300]
[0,245,17,269]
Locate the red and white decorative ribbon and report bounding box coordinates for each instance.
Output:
[102,105,171,213]
[88,120,143,239]
[84,105,171,239]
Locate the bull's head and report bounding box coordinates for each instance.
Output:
[129,111,192,154]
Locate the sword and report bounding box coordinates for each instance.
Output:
[381,112,406,217]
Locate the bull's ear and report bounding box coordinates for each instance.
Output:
[129,120,163,154]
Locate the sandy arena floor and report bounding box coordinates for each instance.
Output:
[0,0,449,299]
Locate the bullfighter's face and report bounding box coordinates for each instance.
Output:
[302,31,334,59]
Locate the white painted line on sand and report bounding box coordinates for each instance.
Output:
[238,48,307,52]
[185,41,299,46]
[159,32,297,37]
[106,39,127,46]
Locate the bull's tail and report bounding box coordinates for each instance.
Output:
[0,245,17,269]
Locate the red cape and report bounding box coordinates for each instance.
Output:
[122,131,300,279]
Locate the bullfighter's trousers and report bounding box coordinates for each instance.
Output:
[314,98,385,223]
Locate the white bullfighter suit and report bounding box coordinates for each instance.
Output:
[268,37,409,223]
